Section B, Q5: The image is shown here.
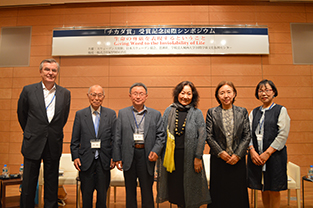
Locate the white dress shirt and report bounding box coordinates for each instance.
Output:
[42,82,56,123]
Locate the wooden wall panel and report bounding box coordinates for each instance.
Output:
[307,12,313,22]
[62,77,110,88]
[13,67,40,77]
[0,17,18,27]
[211,65,262,76]
[0,154,9,167]
[256,12,306,23]
[0,132,10,142]
[0,143,10,154]
[274,87,312,98]
[9,132,23,143]
[0,121,10,132]
[63,13,112,26]
[17,15,64,26]
[1,0,313,176]
[263,65,311,75]
[61,66,110,77]
[269,32,291,44]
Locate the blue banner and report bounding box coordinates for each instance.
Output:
[53,27,268,37]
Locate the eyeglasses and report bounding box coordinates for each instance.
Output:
[258,89,273,94]
[131,92,146,97]
[89,93,104,98]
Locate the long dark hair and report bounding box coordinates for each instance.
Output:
[173,81,199,108]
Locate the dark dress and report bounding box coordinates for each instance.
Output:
[248,104,288,191]
[168,110,187,207]
[209,155,249,208]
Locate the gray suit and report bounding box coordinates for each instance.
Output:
[113,106,165,208]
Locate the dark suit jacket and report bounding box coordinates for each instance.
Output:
[206,105,250,159]
[71,106,116,171]
[17,82,71,160]
[113,106,165,176]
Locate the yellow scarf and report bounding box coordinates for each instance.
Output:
[163,128,175,172]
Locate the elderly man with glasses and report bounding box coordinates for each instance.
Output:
[71,85,116,208]
[113,82,165,208]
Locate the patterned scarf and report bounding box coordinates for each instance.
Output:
[163,103,191,172]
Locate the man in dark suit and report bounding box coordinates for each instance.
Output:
[17,58,71,208]
[71,85,116,208]
[113,82,165,208]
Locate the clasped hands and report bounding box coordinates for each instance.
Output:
[250,149,271,166]
[219,151,240,165]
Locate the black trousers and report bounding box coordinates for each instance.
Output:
[124,148,155,208]
[20,142,59,208]
[79,158,110,208]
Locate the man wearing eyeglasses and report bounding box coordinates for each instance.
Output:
[113,82,165,208]
[17,59,71,208]
[71,85,116,208]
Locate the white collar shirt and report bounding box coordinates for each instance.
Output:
[42,82,56,123]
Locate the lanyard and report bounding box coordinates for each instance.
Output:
[46,92,56,110]
[132,110,146,133]
[258,102,275,133]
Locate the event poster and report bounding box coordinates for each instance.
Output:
[52,26,269,56]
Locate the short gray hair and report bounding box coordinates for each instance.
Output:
[39,59,60,71]
[129,83,148,94]
[88,85,105,95]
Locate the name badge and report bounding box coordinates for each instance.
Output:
[90,140,101,149]
[133,133,144,141]
[256,134,263,141]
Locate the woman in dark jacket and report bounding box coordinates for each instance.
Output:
[206,81,250,208]
[248,79,290,208]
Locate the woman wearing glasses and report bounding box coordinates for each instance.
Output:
[248,79,290,208]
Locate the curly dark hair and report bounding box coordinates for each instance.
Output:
[173,81,199,108]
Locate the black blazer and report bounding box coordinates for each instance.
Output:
[206,105,251,159]
[17,82,71,160]
[71,106,116,171]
